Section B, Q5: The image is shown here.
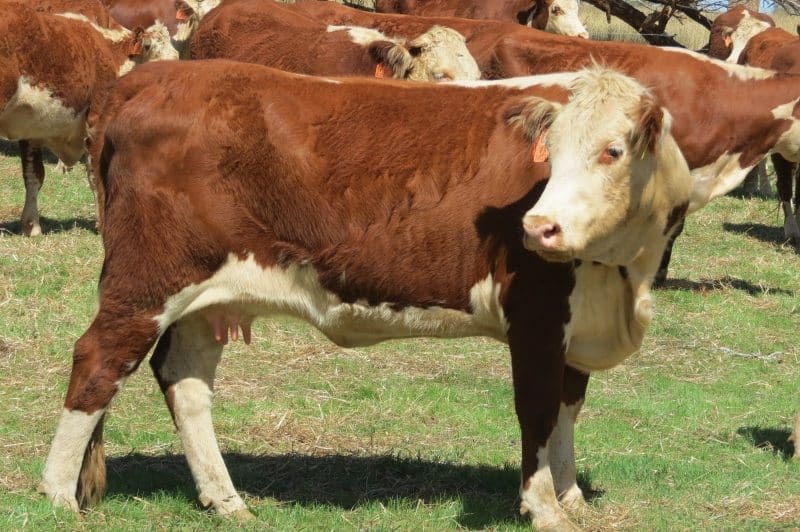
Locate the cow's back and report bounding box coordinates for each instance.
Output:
[91,60,553,309]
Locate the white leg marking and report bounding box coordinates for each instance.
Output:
[39,408,105,510]
[159,317,248,516]
[782,201,800,241]
[520,446,577,530]
[549,402,586,510]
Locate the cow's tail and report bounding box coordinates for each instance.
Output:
[76,413,107,509]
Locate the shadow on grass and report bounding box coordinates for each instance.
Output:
[658,275,794,297]
[105,452,602,527]
[0,216,97,236]
[736,426,795,461]
[723,222,799,251]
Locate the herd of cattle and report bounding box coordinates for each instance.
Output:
[0,0,797,528]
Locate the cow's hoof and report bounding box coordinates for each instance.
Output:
[37,481,80,512]
[23,222,42,237]
[533,515,581,532]
[559,486,589,512]
[229,508,256,521]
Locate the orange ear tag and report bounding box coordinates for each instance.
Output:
[374,63,388,78]
[531,130,549,163]
[176,9,188,21]
[130,41,142,55]
[723,35,732,47]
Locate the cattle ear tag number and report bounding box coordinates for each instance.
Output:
[374,63,388,79]
[531,130,549,163]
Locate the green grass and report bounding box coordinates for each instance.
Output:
[0,146,798,530]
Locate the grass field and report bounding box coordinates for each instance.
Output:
[0,143,798,530]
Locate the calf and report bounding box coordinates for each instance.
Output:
[39,61,691,530]
[0,3,178,236]
[190,0,480,82]
[373,0,589,38]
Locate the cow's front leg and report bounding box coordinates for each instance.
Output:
[150,314,252,519]
[549,366,589,510]
[509,329,577,531]
[19,140,45,237]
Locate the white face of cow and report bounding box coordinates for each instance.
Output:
[137,21,180,62]
[538,0,589,39]
[521,69,691,266]
[724,11,772,63]
[404,26,481,81]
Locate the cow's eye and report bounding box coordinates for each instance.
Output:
[552,7,563,15]
[433,71,453,81]
[600,145,623,164]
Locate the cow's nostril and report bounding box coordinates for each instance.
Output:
[543,224,560,239]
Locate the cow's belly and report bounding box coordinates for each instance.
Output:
[564,262,652,373]
[0,76,85,164]
[155,253,509,347]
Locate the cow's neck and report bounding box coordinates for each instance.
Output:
[564,227,671,373]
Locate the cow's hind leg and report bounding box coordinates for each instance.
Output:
[39,310,160,510]
[19,140,45,237]
[150,314,252,519]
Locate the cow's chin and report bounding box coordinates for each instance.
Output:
[532,249,575,263]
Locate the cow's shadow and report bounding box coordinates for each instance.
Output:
[104,452,602,528]
[0,216,97,236]
[658,275,794,297]
[723,222,799,251]
[736,426,796,461]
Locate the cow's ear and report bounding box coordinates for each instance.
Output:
[369,40,413,79]
[175,0,194,21]
[631,97,668,156]
[129,27,145,55]
[505,97,561,144]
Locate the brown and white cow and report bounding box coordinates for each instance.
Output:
[706,6,774,63]
[0,2,179,236]
[734,28,800,240]
[38,61,691,530]
[373,0,589,38]
[190,0,480,82]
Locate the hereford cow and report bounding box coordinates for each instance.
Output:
[734,27,800,242]
[0,3,179,236]
[101,0,179,32]
[190,0,480,82]
[706,6,774,63]
[373,0,589,38]
[38,61,691,530]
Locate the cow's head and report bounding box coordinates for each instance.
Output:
[369,26,480,82]
[528,0,589,39]
[519,67,691,266]
[724,11,773,63]
[129,21,180,62]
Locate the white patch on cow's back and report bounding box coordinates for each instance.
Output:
[327,25,399,46]
[0,77,85,164]
[155,254,508,347]
[660,47,774,80]
[57,12,132,42]
[449,72,579,90]
[564,262,651,373]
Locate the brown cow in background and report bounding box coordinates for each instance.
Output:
[374,0,589,37]
[190,0,480,82]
